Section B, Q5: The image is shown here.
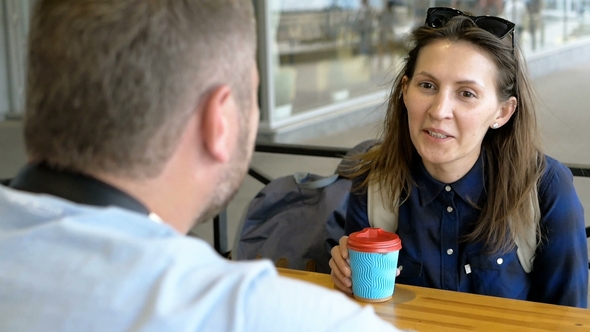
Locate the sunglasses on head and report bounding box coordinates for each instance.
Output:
[425,7,515,40]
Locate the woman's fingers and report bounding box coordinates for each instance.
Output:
[330,238,353,294]
[338,236,349,259]
[329,257,352,294]
[331,244,351,277]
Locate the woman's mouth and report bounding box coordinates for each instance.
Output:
[427,130,449,139]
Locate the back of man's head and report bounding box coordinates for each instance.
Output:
[25,0,256,179]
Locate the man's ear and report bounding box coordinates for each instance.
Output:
[199,85,237,163]
[495,96,517,128]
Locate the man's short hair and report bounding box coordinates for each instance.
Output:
[25,0,256,178]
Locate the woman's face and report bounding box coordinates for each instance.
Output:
[402,39,516,183]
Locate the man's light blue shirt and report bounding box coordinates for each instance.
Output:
[0,185,399,331]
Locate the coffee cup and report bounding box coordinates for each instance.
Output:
[347,227,402,302]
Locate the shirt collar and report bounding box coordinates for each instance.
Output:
[9,163,151,216]
[413,151,486,208]
[148,212,164,224]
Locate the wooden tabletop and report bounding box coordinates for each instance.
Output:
[277,268,590,331]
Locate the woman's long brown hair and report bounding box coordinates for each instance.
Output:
[343,16,545,254]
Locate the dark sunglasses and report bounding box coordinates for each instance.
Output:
[425,7,515,40]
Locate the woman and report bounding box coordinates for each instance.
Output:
[329,7,588,308]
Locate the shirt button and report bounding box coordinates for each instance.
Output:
[497,258,504,265]
[447,249,454,255]
[445,185,451,192]
[447,206,453,213]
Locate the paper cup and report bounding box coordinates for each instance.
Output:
[348,228,402,302]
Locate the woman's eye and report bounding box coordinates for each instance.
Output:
[419,82,435,90]
[461,91,475,98]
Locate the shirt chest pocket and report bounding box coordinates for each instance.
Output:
[466,250,529,299]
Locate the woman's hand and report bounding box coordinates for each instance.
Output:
[329,236,353,294]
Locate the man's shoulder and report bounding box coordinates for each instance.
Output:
[0,185,173,238]
[0,185,292,330]
[0,188,399,331]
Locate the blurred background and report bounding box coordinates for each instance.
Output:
[2,0,590,143]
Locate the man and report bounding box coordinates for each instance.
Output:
[0,1,401,331]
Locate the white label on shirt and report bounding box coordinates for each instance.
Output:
[464,264,472,274]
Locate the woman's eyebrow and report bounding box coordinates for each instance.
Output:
[415,71,485,88]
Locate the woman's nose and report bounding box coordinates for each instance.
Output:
[428,92,454,120]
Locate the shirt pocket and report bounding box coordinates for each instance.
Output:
[396,253,426,287]
[466,250,529,299]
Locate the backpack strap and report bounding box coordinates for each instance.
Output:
[367,181,540,273]
[513,185,540,273]
[367,181,399,233]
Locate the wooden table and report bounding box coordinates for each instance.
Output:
[278,268,590,331]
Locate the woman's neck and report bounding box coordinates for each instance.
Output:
[421,152,480,184]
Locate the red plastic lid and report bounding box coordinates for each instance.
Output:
[347,228,402,253]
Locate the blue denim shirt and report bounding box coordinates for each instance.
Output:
[345,153,588,308]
